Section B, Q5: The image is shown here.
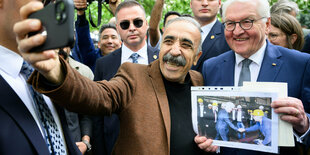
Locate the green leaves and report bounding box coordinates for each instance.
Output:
[83,0,309,31]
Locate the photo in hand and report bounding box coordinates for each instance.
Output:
[191,87,278,153]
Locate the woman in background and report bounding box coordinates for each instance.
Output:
[268,13,304,51]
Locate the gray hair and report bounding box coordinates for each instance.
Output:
[164,17,202,55]
[270,0,299,16]
[98,23,120,41]
[222,0,270,22]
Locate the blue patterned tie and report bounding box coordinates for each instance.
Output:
[21,61,66,155]
[130,53,139,63]
[238,59,252,86]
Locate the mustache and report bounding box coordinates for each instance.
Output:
[163,53,186,66]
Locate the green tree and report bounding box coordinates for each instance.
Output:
[85,0,310,31]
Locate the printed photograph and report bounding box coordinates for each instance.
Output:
[191,89,278,153]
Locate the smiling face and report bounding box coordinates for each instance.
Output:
[190,0,221,26]
[159,20,201,83]
[224,1,269,58]
[116,6,148,51]
[98,28,121,55]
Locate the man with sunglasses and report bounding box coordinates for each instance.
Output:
[0,0,81,154]
[200,0,310,154]
[190,0,231,73]
[92,1,159,155]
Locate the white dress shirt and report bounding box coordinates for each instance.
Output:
[234,41,266,86]
[121,43,149,65]
[0,45,67,149]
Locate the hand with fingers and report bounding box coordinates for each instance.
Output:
[74,0,87,15]
[13,1,64,85]
[271,97,309,134]
[194,135,218,152]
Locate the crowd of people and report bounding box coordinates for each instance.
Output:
[0,0,310,154]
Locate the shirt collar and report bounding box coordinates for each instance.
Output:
[235,40,267,66]
[0,45,24,78]
[122,42,148,60]
[201,19,217,35]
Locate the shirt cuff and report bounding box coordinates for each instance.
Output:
[293,113,310,144]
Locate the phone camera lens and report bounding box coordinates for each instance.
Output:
[55,1,66,24]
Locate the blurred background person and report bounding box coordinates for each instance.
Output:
[190,0,231,73]
[270,0,310,36]
[74,0,122,71]
[268,13,304,51]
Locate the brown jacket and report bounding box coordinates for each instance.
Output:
[29,59,203,155]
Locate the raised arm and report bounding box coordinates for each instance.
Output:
[148,0,164,47]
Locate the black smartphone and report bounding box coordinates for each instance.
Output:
[28,0,74,52]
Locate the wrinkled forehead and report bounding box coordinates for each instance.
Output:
[163,21,201,40]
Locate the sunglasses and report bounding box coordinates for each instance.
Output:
[119,19,143,30]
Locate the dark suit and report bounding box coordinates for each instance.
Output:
[93,46,159,155]
[0,75,81,155]
[191,20,231,73]
[202,40,310,154]
[302,33,310,54]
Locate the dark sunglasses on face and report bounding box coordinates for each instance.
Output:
[120,19,143,30]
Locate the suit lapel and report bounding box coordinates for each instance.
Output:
[221,52,235,86]
[0,75,49,154]
[147,60,171,151]
[197,20,223,66]
[257,42,283,82]
[147,46,159,64]
[54,105,81,155]
[113,48,122,70]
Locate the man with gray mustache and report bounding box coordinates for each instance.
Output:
[15,2,219,152]
[163,53,187,67]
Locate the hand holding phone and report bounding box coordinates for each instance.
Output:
[28,0,74,52]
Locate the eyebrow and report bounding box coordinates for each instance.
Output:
[181,38,194,46]
[163,35,175,41]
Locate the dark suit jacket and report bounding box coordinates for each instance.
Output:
[93,46,159,155]
[29,59,203,154]
[302,33,310,54]
[0,75,81,155]
[202,40,310,155]
[94,46,159,81]
[191,20,231,73]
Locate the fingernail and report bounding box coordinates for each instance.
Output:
[33,35,42,44]
[30,20,40,29]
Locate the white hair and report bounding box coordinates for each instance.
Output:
[224,102,235,111]
[222,0,270,21]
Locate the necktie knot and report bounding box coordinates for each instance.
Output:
[242,59,252,67]
[130,53,139,63]
[21,61,34,79]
